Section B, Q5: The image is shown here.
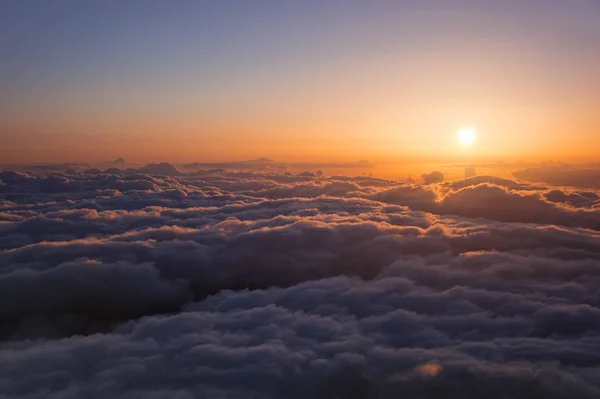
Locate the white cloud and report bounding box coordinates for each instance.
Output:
[0,168,600,397]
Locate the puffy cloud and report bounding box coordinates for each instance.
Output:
[440,183,600,229]
[371,176,600,230]
[0,169,599,397]
[421,171,444,184]
[0,170,30,185]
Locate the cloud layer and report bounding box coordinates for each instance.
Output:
[1,169,600,398]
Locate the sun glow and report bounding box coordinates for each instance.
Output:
[457,127,477,146]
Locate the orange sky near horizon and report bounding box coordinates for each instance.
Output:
[3,96,598,165]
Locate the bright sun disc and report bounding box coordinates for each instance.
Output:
[457,128,476,146]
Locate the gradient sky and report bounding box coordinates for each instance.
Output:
[1,0,599,163]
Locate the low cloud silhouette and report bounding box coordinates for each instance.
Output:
[513,163,600,189]
[1,169,600,398]
[421,171,444,184]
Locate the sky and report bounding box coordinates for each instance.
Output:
[1,0,599,164]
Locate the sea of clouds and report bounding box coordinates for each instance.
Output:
[1,166,600,398]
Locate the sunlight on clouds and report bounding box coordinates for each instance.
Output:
[415,362,444,378]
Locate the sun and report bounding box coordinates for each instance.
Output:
[457,127,476,146]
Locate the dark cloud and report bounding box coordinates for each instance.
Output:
[0,169,599,397]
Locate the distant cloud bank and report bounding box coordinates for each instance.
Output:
[1,167,600,398]
[513,163,600,189]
